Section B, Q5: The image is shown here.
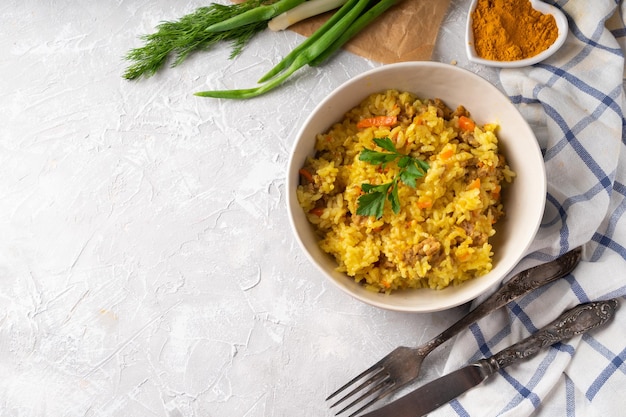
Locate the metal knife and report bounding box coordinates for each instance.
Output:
[361,298,619,417]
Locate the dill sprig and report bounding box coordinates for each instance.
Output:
[123,0,269,80]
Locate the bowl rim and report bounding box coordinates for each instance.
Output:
[286,61,546,312]
[465,0,569,68]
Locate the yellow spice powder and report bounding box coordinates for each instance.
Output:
[471,0,559,61]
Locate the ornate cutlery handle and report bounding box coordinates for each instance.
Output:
[474,247,582,311]
[487,299,618,371]
[425,248,582,353]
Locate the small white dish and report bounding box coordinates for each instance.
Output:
[466,0,568,68]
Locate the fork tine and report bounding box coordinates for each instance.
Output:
[344,384,396,417]
[326,363,384,401]
[335,378,394,417]
[329,368,387,409]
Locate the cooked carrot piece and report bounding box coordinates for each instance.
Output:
[469,178,481,190]
[417,200,432,209]
[356,115,397,129]
[458,115,476,132]
[309,207,324,216]
[440,148,454,160]
[299,168,314,183]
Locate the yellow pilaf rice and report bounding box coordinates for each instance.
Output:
[296,90,515,293]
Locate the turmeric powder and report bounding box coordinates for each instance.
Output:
[471,0,559,61]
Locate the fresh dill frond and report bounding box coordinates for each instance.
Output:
[123,0,269,80]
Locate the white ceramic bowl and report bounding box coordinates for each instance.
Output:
[287,62,546,312]
[465,0,568,68]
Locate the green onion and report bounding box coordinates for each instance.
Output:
[205,0,306,32]
[267,0,348,31]
[258,0,361,83]
[125,0,403,98]
[195,0,372,99]
[310,0,402,67]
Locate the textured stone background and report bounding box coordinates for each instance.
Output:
[0,1,495,416]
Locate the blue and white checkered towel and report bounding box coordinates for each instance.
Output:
[434,1,626,416]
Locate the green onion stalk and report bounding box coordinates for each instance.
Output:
[196,0,404,99]
[205,0,306,32]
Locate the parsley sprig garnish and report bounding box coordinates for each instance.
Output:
[356,138,429,219]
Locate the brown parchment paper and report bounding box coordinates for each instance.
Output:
[287,0,451,63]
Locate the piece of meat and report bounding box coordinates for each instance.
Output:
[460,220,488,246]
[425,98,453,120]
[403,237,444,266]
[451,105,470,119]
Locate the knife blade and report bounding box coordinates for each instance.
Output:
[361,299,619,417]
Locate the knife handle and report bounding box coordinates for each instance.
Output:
[487,299,618,371]
[477,247,582,310]
[426,248,582,353]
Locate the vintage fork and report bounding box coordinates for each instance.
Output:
[326,247,582,417]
